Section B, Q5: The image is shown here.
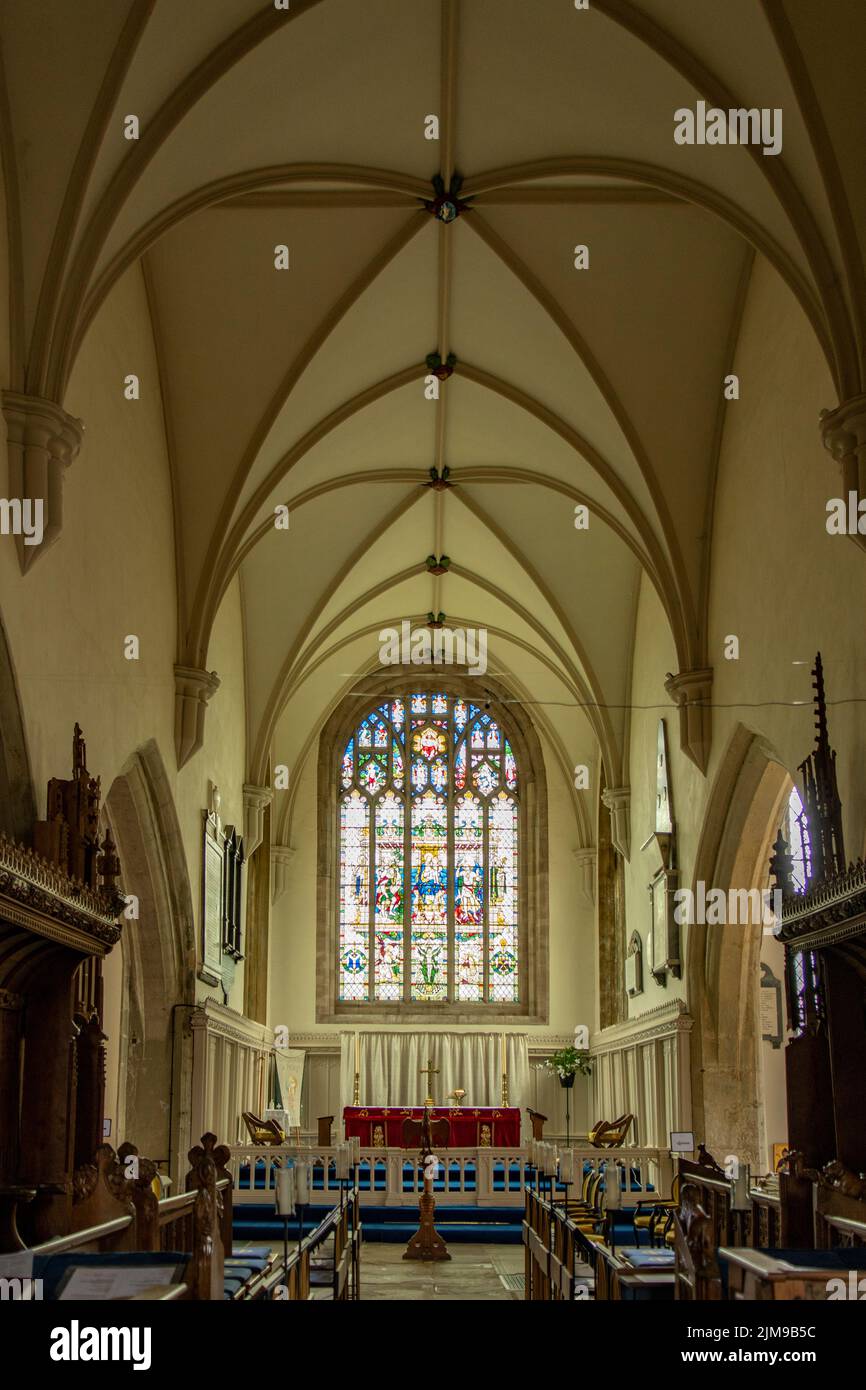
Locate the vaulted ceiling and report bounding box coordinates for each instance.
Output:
[3,0,864,846]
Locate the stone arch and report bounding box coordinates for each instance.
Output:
[0,608,35,841]
[315,669,549,1025]
[687,724,792,1167]
[103,739,195,1177]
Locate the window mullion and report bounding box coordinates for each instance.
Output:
[404,743,412,1005]
[447,697,455,1003]
[483,798,490,1003]
[369,789,377,1005]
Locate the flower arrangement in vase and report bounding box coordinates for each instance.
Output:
[545,1045,592,1088]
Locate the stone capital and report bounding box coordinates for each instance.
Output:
[820,395,866,550]
[573,847,596,904]
[820,394,866,467]
[601,786,630,861]
[173,665,220,769]
[243,783,273,857]
[664,667,713,774]
[2,390,84,573]
[271,843,295,903]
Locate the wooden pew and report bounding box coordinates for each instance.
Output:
[29,1133,234,1299]
[815,1164,866,1250]
[675,1149,866,1300]
[30,1131,361,1301]
[749,1181,782,1248]
[240,1189,362,1301]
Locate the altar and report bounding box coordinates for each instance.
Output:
[343,1106,521,1147]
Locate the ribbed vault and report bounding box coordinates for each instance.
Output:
[3,0,865,839]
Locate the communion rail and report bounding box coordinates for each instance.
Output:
[228,1145,671,1209]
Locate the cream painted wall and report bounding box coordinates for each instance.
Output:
[623,573,701,1018]
[0,149,9,389]
[182,576,249,1013]
[0,263,178,806]
[611,256,866,1156]
[0,257,251,1100]
[705,256,866,851]
[623,258,866,1014]
[268,733,594,1037]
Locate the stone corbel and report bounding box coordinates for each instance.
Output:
[820,394,866,550]
[573,847,596,905]
[601,786,630,861]
[174,665,220,769]
[271,844,294,903]
[243,783,273,857]
[2,391,84,573]
[664,668,713,774]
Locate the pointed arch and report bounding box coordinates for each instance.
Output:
[687,724,792,1164]
[104,739,195,1179]
[315,670,549,1025]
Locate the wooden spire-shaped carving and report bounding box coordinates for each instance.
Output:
[797,653,846,887]
[33,724,104,887]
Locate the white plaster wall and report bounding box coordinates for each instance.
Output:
[0,259,250,1070]
[706,256,866,852]
[612,257,866,1157]
[176,576,249,1014]
[0,150,9,390]
[0,264,178,804]
[623,258,866,1015]
[624,573,702,1019]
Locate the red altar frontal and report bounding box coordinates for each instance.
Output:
[343,1106,521,1147]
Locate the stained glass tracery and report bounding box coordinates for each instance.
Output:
[338,693,520,1004]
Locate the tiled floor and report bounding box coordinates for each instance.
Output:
[359,1241,524,1300]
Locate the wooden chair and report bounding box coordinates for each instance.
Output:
[567,1171,607,1244]
[565,1166,598,1217]
[588,1113,634,1148]
[317,1115,334,1146]
[633,1172,682,1247]
[242,1111,285,1145]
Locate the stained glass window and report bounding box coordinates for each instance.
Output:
[785,786,810,893]
[338,692,520,1004]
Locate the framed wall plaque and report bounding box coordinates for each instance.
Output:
[642,720,680,981]
[200,808,224,987]
[760,962,783,1049]
[648,866,680,980]
[625,930,643,996]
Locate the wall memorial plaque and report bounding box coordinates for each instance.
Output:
[200,804,224,988]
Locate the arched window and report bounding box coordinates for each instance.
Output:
[784,785,810,893]
[783,784,816,1036]
[337,691,519,1004]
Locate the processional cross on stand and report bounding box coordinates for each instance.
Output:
[403,1098,450,1262]
[420,1058,439,1107]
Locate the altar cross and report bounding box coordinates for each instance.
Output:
[420,1058,439,1106]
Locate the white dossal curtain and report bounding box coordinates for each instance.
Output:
[339,1032,530,1130]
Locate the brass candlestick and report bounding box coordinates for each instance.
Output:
[501,1072,510,1106]
[352,1070,360,1105]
